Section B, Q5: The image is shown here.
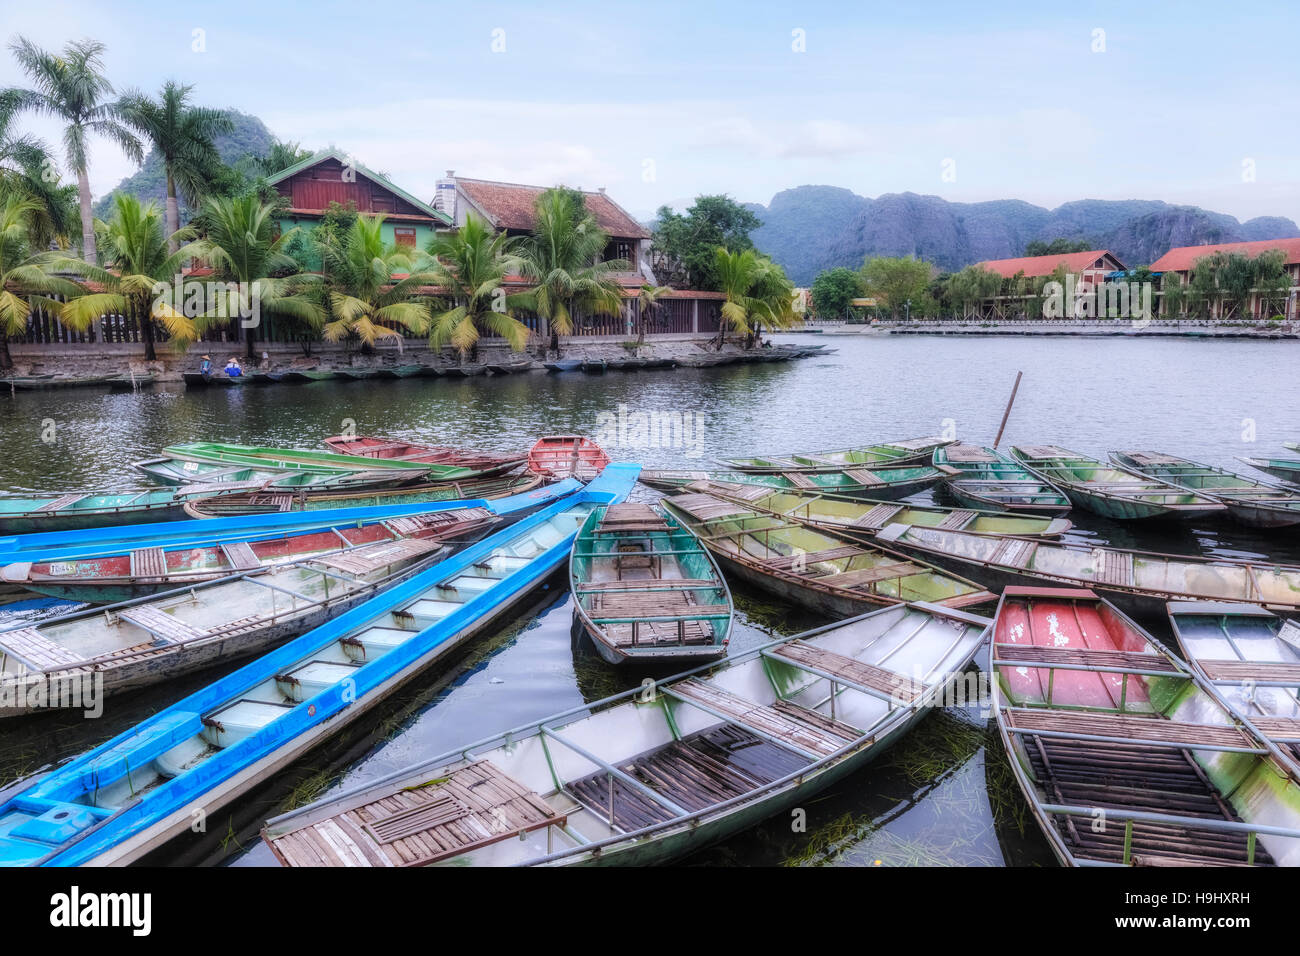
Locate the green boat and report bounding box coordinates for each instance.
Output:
[569,502,732,666]
[670,478,1073,538]
[932,443,1071,516]
[183,473,545,518]
[337,368,379,381]
[1112,451,1300,529]
[163,442,475,481]
[718,435,951,473]
[133,458,415,491]
[1241,453,1300,486]
[379,365,426,378]
[1010,444,1226,521]
[639,465,941,500]
[0,488,209,534]
[661,492,994,618]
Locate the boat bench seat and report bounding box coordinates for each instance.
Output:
[34,493,87,513]
[766,640,927,703]
[842,469,885,486]
[130,546,169,579]
[668,678,857,757]
[851,504,904,529]
[1002,707,1262,750]
[117,605,209,644]
[763,546,860,571]
[993,643,1179,673]
[814,562,917,589]
[221,541,262,571]
[1197,659,1300,684]
[936,509,978,530]
[781,472,820,489]
[316,537,445,575]
[668,493,751,522]
[576,579,719,593]
[0,626,85,672]
[1245,715,1300,742]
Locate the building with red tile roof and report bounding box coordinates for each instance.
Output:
[1149,238,1300,319]
[976,250,1126,281]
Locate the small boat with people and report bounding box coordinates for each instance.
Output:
[569,502,731,666]
[932,443,1071,515]
[992,586,1300,867]
[1111,450,1300,528]
[261,599,990,867]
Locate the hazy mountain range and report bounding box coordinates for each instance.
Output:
[745,186,1300,285]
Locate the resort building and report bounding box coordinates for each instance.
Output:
[967,249,1128,320]
[1148,237,1300,319]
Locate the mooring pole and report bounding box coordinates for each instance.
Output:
[992,370,1023,449]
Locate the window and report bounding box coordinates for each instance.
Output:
[394,227,417,247]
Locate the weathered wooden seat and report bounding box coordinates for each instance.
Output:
[767,639,927,703]
[130,546,168,578]
[576,578,719,593]
[1098,549,1135,586]
[1246,715,1300,742]
[667,678,859,757]
[221,541,261,571]
[851,503,903,529]
[596,503,669,534]
[1197,659,1300,684]
[34,493,86,513]
[0,627,85,672]
[763,546,860,571]
[116,604,209,644]
[1002,707,1261,750]
[814,562,917,589]
[665,493,749,522]
[315,537,444,575]
[781,472,818,489]
[843,468,885,486]
[937,509,978,530]
[993,643,1179,673]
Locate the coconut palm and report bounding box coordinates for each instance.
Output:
[187,194,324,358]
[59,193,201,361]
[513,187,627,338]
[713,247,798,348]
[424,214,529,360]
[119,82,232,252]
[252,139,312,177]
[0,90,79,248]
[318,214,435,347]
[0,195,92,369]
[5,37,142,262]
[635,282,672,345]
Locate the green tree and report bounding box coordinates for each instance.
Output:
[60,193,200,360]
[0,195,92,368]
[1160,271,1188,318]
[861,255,932,319]
[942,265,1003,318]
[1023,237,1094,257]
[318,214,435,347]
[1252,249,1290,318]
[0,90,80,248]
[424,214,530,360]
[635,282,672,344]
[1188,254,1221,318]
[5,37,142,261]
[652,195,761,290]
[188,194,323,358]
[714,247,798,347]
[810,267,863,319]
[514,187,626,337]
[119,81,233,252]
[251,139,312,177]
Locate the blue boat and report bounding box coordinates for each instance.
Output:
[0,482,579,568]
[0,464,637,866]
[544,359,583,372]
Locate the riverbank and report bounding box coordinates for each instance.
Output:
[801,319,1299,339]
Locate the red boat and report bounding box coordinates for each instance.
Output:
[322,435,525,477]
[527,435,611,480]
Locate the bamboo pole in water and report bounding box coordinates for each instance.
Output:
[993,371,1023,449]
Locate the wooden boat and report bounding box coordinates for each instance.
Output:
[864,520,1300,620]
[661,493,994,617]
[1010,444,1225,521]
[639,465,942,501]
[133,457,413,492]
[2,375,115,391]
[0,466,636,866]
[182,372,244,388]
[444,364,487,377]
[105,373,154,391]
[337,368,379,381]
[1111,451,1300,529]
[299,369,337,382]
[672,478,1073,539]
[992,586,1300,866]
[321,435,524,476]
[183,473,544,518]
[0,487,221,534]
[569,503,731,666]
[163,441,456,477]
[261,600,990,867]
[932,443,1071,516]
[378,364,426,379]
[2,505,508,604]
[544,359,582,372]
[1240,454,1300,486]
[580,359,607,374]
[485,360,533,374]
[606,357,646,371]
[1167,601,1300,768]
[718,436,951,474]
[0,504,507,718]
[528,435,611,480]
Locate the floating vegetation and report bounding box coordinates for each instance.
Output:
[880,709,986,787]
[285,768,334,810]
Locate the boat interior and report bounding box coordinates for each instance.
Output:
[263,603,988,867]
[1015,447,1222,508]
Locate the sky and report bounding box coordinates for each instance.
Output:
[2,0,1298,224]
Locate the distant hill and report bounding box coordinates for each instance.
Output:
[92,110,277,221]
[749,187,1300,284]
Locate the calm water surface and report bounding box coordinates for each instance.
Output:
[1,334,1297,866]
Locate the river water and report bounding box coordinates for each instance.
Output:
[1,333,1298,866]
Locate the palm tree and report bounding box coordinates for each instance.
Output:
[714,247,798,348]
[5,37,142,262]
[252,139,312,177]
[318,214,435,347]
[119,82,232,252]
[0,195,92,369]
[59,194,200,361]
[635,282,672,345]
[188,194,324,358]
[0,93,79,249]
[424,214,529,360]
[513,187,627,340]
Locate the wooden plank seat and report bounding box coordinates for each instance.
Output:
[174,479,269,496]
[1246,715,1300,742]
[0,626,84,672]
[666,493,749,522]
[130,546,169,579]
[606,620,717,648]
[575,578,719,593]
[781,472,818,489]
[596,503,669,534]
[944,446,998,463]
[668,678,858,757]
[246,493,297,511]
[851,503,903,529]
[314,537,444,575]
[1197,659,1300,684]
[990,537,1038,568]
[1002,707,1261,750]
[221,541,262,571]
[762,546,861,571]
[1099,550,1135,586]
[586,591,728,621]
[843,468,885,486]
[116,604,209,644]
[34,493,87,513]
[686,480,771,502]
[814,562,918,589]
[768,639,927,703]
[937,509,978,530]
[271,760,566,867]
[993,643,1179,673]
